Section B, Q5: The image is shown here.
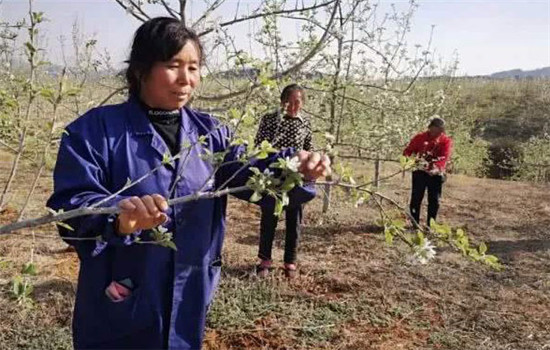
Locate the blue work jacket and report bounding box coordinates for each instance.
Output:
[46,98,315,349]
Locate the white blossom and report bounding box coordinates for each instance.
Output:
[287,156,300,173]
[411,239,436,264]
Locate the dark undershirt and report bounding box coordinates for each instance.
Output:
[139,100,181,156]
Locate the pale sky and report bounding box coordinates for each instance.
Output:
[1,0,549,76]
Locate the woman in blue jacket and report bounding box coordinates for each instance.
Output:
[47,17,330,350]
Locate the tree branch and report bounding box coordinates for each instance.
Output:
[127,0,151,20]
[198,0,336,37]
[192,0,226,28]
[160,0,179,19]
[179,0,187,26]
[113,0,148,22]
[0,186,250,235]
[197,0,340,101]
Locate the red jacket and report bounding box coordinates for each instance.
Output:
[403,131,452,171]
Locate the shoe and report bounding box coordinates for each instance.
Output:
[256,259,272,278]
[283,263,297,279]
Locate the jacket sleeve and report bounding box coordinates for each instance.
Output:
[434,137,452,171]
[214,125,316,207]
[403,133,421,156]
[46,119,139,255]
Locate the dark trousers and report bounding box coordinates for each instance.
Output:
[409,170,443,226]
[258,204,302,264]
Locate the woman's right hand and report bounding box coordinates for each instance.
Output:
[116,194,169,235]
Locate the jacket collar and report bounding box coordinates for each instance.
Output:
[277,107,304,123]
[127,96,195,136]
[125,96,197,170]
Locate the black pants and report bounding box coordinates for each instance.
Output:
[258,204,302,264]
[409,170,443,226]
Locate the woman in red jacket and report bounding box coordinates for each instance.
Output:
[403,117,452,227]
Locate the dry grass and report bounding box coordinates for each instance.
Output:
[1,153,550,349]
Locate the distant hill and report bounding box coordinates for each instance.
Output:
[489,67,550,79]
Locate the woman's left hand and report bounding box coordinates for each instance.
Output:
[296,150,331,181]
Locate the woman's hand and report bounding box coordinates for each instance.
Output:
[296,150,331,181]
[428,167,441,176]
[116,194,169,235]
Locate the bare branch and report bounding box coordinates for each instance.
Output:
[180,0,187,26]
[114,0,147,22]
[198,0,337,37]
[160,0,179,19]
[198,0,340,101]
[98,86,127,107]
[127,0,151,20]
[0,139,34,162]
[0,186,250,235]
[192,0,226,28]
[276,0,339,78]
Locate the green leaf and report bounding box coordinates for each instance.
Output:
[384,227,394,245]
[249,192,262,203]
[274,199,284,217]
[65,87,81,97]
[55,221,74,231]
[391,219,406,230]
[85,39,97,48]
[256,151,268,159]
[21,262,37,276]
[281,193,289,207]
[249,167,261,176]
[281,177,296,192]
[39,87,55,100]
[24,42,36,54]
[228,108,240,120]
[230,137,246,146]
[479,242,487,255]
[242,113,255,127]
[32,11,44,23]
[162,240,178,251]
[416,231,425,246]
[399,155,407,168]
[198,135,208,145]
[162,152,172,165]
[12,276,22,296]
[24,283,34,297]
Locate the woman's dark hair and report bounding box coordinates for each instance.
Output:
[126,17,204,96]
[280,84,305,103]
[428,117,446,128]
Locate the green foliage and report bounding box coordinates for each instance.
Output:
[11,275,34,305]
[21,262,37,276]
[246,148,303,216]
[430,220,502,270]
[162,152,173,166]
[515,135,550,182]
[146,225,177,251]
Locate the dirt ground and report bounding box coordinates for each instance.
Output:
[0,153,549,349]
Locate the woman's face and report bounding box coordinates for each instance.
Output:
[282,90,303,117]
[140,41,201,110]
